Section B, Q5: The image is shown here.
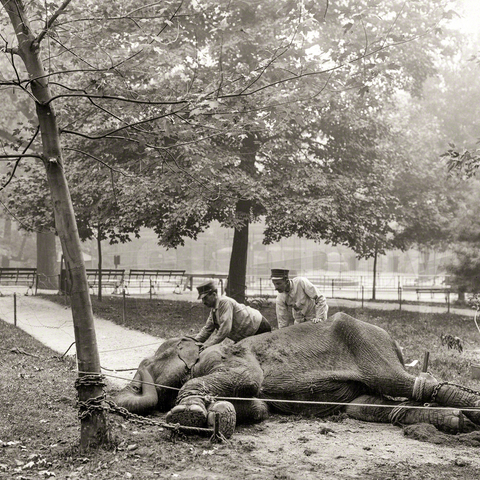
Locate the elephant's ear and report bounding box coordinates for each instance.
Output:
[177,338,200,369]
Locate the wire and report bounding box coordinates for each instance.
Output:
[79,370,480,413]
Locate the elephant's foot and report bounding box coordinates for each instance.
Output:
[389,403,472,434]
[207,401,237,439]
[234,398,269,424]
[165,396,208,428]
[430,383,480,425]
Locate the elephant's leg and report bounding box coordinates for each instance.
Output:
[166,361,264,437]
[428,382,480,425]
[410,374,480,425]
[232,398,269,424]
[206,401,237,439]
[344,394,395,423]
[345,394,476,434]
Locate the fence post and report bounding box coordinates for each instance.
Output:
[398,286,402,311]
[331,279,334,298]
[361,285,364,309]
[14,292,17,327]
[122,288,126,322]
[422,352,430,373]
[446,290,450,313]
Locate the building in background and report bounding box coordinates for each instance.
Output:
[0,218,451,281]
[78,221,450,280]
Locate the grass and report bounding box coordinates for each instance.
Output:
[1,295,480,478]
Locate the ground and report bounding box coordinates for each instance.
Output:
[2,296,480,479]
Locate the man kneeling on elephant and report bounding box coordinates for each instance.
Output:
[194,280,272,349]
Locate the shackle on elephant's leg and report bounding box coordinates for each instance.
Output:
[412,373,437,402]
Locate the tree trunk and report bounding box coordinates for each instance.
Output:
[226,199,250,303]
[2,217,11,266]
[226,133,258,304]
[2,0,109,449]
[97,231,102,301]
[36,231,57,290]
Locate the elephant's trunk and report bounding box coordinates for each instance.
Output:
[114,368,158,414]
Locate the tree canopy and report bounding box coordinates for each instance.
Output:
[1,0,469,300]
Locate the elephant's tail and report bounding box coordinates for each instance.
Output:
[114,368,158,414]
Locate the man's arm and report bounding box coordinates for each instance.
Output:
[202,300,234,348]
[194,312,216,343]
[276,297,293,328]
[312,295,328,323]
[301,278,328,322]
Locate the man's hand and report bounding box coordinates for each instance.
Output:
[195,342,205,353]
[312,317,323,324]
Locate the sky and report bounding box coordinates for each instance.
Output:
[451,0,480,36]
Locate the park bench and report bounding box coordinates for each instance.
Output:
[399,284,453,312]
[0,267,37,295]
[124,269,186,296]
[412,286,451,301]
[86,269,125,294]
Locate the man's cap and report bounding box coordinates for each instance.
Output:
[271,268,289,280]
[197,280,217,299]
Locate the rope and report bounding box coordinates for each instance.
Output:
[77,370,480,413]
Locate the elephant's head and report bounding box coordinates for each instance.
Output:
[114,337,201,414]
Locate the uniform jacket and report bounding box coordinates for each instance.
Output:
[194,295,263,347]
[276,277,328,328]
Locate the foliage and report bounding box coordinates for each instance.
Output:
[442,187,480,295]
[1,0,462,251]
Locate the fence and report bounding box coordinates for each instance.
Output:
[244,274,454,306]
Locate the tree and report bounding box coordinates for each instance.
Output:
[1,0,461,308]
[1,0,109,449]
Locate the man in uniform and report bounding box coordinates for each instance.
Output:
[194,280,272,349]
[271,268,329,329]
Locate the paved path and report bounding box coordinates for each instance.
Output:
[0,292,163,388]
[0,290,477,389]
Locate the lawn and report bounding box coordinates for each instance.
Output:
[1,296,480,479]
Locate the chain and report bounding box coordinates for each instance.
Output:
[77,394,107,420]
[104,399,165,427]
[74,373,107,389]
[104,399,216,436]
[431,381,480,403]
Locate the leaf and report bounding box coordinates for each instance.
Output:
[343,22,354,34]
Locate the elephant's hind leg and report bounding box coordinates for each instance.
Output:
[233,398,269,424]
[346,395,473,434]
[427,382,480,425]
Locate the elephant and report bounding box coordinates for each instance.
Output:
[114,312,480,438]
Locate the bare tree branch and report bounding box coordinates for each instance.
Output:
[0,126,41,192]
[35,0,74,46]
[63,147,134,176]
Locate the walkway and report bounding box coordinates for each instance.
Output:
[0,290,477,389]
[0,291,163,388]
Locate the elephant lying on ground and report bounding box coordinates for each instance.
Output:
[115,312,480,438]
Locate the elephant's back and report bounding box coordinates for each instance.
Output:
[241,312,408,404]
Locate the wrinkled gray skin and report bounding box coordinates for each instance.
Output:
[115,313,480,437]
